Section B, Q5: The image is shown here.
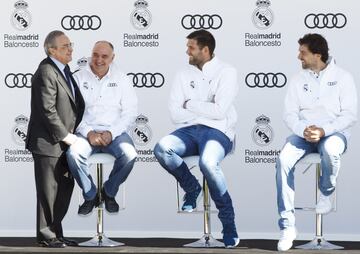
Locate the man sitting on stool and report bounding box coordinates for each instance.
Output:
[67,41,138,215]
[154,30,239,248]
[276,33,357,251]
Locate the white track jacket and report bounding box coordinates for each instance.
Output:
[284,58,357,140]
[74,63,138,140]
[169,56,239,141]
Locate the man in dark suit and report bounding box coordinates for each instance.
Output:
[26,30,85,248]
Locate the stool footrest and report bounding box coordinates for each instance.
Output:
[295,236,343,250]
[183,234,224,248]
[79,234,124,247]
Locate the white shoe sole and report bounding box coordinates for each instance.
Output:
[225,238,240,248]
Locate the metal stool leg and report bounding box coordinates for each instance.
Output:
[79,163,124,247]
[296,163,343,250]
[184,177,224,248]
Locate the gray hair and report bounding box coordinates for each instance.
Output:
[95,40,114,51]
[43,30,65,56]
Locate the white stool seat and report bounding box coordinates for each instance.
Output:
[298,153,321,165]
[88,153,115,164]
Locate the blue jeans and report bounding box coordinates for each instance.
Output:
[154,125,236,227]
[276,133,347,230]
[66,132,137,200]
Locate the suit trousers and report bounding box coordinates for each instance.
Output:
[33,153,74,241]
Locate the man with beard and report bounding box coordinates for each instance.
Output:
[154,29,239,248]
[276,33,357,251]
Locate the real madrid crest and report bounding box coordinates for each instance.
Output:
[76,57,89,70]
[131,114,152,146]
[131,0,152,30]
[252,115,273,146]
[11,0,31,31]
[252,0,273,29]
[12,115,28,145]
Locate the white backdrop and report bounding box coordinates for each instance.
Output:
[1,0,360,241]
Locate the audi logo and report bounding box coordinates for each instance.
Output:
[5,73,32,88]
[61,15,102,30]
[181,14,222,30]
[127,73,165,88]
[304,13,347,29]
[245,73,287,88]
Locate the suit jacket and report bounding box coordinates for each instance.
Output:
[26,57,85,157]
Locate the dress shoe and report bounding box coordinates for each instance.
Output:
[102,188,119,213]
[38,238,66,248]
[78,196,98,215]
[58,237,78,246]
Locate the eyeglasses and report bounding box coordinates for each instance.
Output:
[54,42,74,50]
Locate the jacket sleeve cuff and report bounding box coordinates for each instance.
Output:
[78,126,93,138]
[322,124,334,137]
[294,122,307,138]
[186,100,200,112]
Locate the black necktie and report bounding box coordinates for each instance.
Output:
[64,65,73,90]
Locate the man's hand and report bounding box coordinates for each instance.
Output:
[303,125,325,143]
[62,133,78,145]
[100,131,112,146]
[87,131,107,146]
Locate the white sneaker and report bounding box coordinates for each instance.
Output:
[277,227,297,251]
[316,193,332,214]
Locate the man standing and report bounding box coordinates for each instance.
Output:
[276,33,357,251]
[66,41,137,215]
[26,30,85,248]
[154,30,239,248]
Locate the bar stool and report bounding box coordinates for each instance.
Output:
[295,153,343,250]
[177,155,224,248]
[79,153,124,247]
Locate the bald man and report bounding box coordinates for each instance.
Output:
[67,41,138,215]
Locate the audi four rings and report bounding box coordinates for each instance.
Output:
[304,13,347,29]
[127,73,165,88]
[5,73,32,88]
[245,72,287,88]
[181,14,222,30]
[61,15,102,30]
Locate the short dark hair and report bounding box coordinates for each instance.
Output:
[298,33,329,63]
[186,29,216,56]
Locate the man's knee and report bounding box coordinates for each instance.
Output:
[154,138,173,157]
[125,144,137,161]
[66,145,80,160]
[116,142,137,162]
[277,151,290,170]
[319,134,346,156]
[67,137,91,159]
[153,142,163,158]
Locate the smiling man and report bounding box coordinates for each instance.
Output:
[154,30,239,248]
[276,33,357,251]
[26,30,85,248]
[66,41,138,215]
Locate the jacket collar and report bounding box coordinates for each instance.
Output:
[45,57,75,102]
